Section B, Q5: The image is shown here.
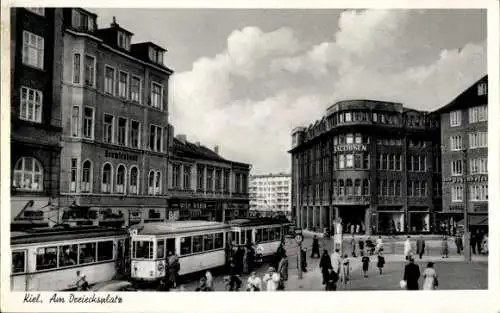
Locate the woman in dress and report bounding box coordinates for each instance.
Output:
[422,262,438,290]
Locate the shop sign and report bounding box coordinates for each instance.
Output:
[334,144,367,152]
[105,150,138,162]
[473,203,488,212]
[443,175,488,183]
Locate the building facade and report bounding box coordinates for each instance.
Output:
[167,135,251,222]
[57,9,173,227]
[436,75,488,233]
[249,173,291,219]
[290,100,441,235]
[10,8,64,227]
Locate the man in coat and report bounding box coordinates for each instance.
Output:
[277,253,288,290]
[403,257,420,290]
[319,249,333,285]
[416,236,425,259]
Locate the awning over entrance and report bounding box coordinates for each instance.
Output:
[457,216,488,226]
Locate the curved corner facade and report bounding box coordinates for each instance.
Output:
[290,100,441,235]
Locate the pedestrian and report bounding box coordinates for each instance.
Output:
[350,234,357,257]
[72,270,88,291]
[246,243,255,272]
[358,237,365,257]
[422,262,438,290]
[205,271,214,291]
[246,271,262,291]
[168,251,180,289]
[300,248,308,272]
[404,236,412,261]
[361,255,370,278]
[356,224,360,234]
[341,254,350,285]
[277,253,288,290]
[416,236,425,259]
[365,237,374,255]
[195,277,210,291]
[236,246,245,274]
[275,242,286,268]
[476,231,484,254]
[319,249,332,284]
[441,236,449,258]
[470,232,477,254]
[376,251,385,275]
[225,273,242,291]
[455,234,463,254]
[325,268,339,291]
[242,245,249,274]
[263,267,280,291]
[311,235,320,258]
[403,257,420,290]
[482,234,488,255]
[330,249,342,276]
[375,236,383,253]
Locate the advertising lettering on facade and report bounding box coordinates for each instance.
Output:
[333,144,367,152]
[105,150,139,162]
[442,175,488,183]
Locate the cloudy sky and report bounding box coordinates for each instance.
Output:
[90,9,486,174]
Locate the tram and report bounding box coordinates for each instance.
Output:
[10,226,129,291]
[227,217,289,258]
[129,221,230,282]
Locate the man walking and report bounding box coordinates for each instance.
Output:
[403,257,420,290]
[416,236,425,259]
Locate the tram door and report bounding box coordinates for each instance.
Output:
[245,229,252,245]
[116,238,130,276]
[166,238,175,255]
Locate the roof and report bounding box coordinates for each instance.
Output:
[132,41,167,52]
[435,75,488,114]
[11,226,128,245]
[130,221,230,236]
[228,217,291,227]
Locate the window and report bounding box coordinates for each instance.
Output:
[103,114,114,143]
[416,181,426,197]
[102,163,112,193]
[345,112,352,122]
[470,183,488,201]
[118,71,128,98]
[469,132,487,149]
[345,154,354,168]
[355,133,362,144]
[192,235,203,253]
[36,247,57,270]
[83,107,94,139]
[12,251,26,274]
[395,180,401,196]
[354,154,362,169]
[131,76,141,103]
[117,31,131,50]
[183,166,191,190]
[381,154,388,170]
[155,171,162,194]
[346,134,354,144]
[128,167,139,194]
[115,165,126,193]
[70,158,78,192]
[172,164,180,189]
[204,234,215,251]
[450,135,463,151]
[345,179,353,195]
[434,181,442,197]
[197,165,204,190]
[419,156,426,172]
[363,179,369,195]
[208,169,215,191]
[469,105,488,123]
[84,55,95,87]
[214,233,223,249]
[104,66,115,94]
[71,106,80,137]
[22,31,44,69]
[73,54,81,84]
[338,180,345,196]
[134,241,153,259]
[151,83,163,109]
[148,171,156,194]
[224,170,230,192]
[180,237,192,255]
[450,110,461,127]
[451,160,463,176]
[363,153,370,169]
[477,82,487,96]
[57,244,77,267]
[129,121,140,148]
[149,125,163,152]
[81,160,92,193]
[19,86,42,123]
[117,118,127,146]
[97,241,114,261]
[26,8,45,16]
[12,157,43,191]
[71,9,95,31]
[149,47,164,64]
[388,180,394,196]
[78,243,96,264]
[451,185,464,202]
[338,154,345,169]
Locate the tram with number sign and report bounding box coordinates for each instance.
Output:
[10,226,129,291]
[129,221,230,282]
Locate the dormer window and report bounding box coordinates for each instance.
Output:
[118,31,131,51]
[72,9,95,32]
[478,82,487,96]
[148,47,164,65]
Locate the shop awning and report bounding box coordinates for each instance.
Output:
[456,216,488,226]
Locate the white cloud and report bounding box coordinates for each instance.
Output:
[171,10,486,174]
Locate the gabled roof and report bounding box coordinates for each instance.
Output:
[435,75,488,114]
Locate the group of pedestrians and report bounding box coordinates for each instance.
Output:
[402,257,439,290]
[159,251,181,291]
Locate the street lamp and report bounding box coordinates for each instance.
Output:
[462,149,472,263]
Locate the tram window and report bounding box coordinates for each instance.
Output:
[268,228,275,241]
[192,235,203,253]
[58,244,78,267]
[203,234,214,251]
[262,228,269,242]
[214,233,223,249]
[255,229,262,243]
[156,239,165,259]
[12,251,26,273]
[166,238,175,255]
[180,237,192,255]
[97,241,114,261]
[240,231,246,246]
[246,229,252,245]
[36,247,58,271]
[134,241,153,259]
[79,243,96,264]
[275,227,281,240]
[231,231,239,245]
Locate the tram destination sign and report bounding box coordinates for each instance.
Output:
[334,143,367,152]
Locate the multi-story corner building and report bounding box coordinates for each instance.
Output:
[167,134,251,222]
[57,9,173,227]
[249,173,291,219]
[290,100,441,235]
[10,8,64,227]
[435,75,488,233]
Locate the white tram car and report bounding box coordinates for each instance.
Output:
[129,221,230,282]
[10,226,129,291]
[228,218,289,257]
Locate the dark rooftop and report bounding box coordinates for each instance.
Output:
[435,75,488,114]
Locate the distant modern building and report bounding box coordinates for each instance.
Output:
[289,100,441,235]
[435,75,488,233]
[249,173,291,219]
[57,9,173,227]
[168,134,251,222]
[10,8,64,227]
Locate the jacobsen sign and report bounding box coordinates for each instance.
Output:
[334,144,367,152]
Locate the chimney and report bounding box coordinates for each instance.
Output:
[111,16,118,27]
[214,145,219,154]
[195,141,201,147]
[176,134,186,144]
